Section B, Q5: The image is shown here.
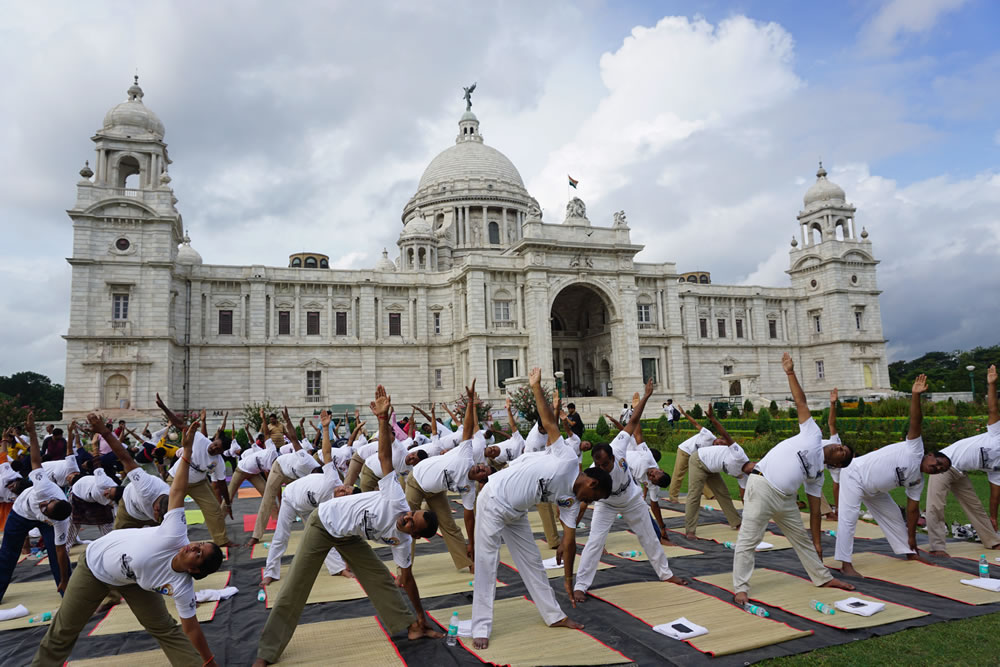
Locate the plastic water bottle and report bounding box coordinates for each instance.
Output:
[618,550,641,558]
[446,612,459,647]
[980,554,990,579]
[826,530,837,537]
[616,514,623,519]
[262,542,270,548]
[723,541,735,549]
[257,589,266,603]
[743,603,769,617]
[810,599,835,615]
[28,612,52,623]
[577,521,588,530]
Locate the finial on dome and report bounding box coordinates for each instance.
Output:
[790,236,798,247]
[860,227,868,239]
[127,75,144,102]
[816,160,827,179]
[79,160,93,179]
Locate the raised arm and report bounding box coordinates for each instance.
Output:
[987,365,998,427]
[282,407,302,452]
[677,405,702,430]
[604,414,625,431]
[156,393,186,429]
[782,353,811,424]
[440,402,461,427]
[624,378,655,436]
[371,386,394,478]
[169,418,200,511]
[26,409,41,470]
[462,381,477,442]
[505,397,519,434]
[200,408,208,437]
[319,410,333,466]
[907,374,928,440]
[707,407,735,445]
[828,388,839,436]
[218,411,229,438]
[89,413,138,473]
[428,404,437,437]
[529,368,560,445]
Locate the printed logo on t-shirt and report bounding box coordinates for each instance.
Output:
[443,469,457,493]
[457,484,470,494]
[556,497,573,508]
[381,536,401,546]
[155,583,174,596]
[361,509,376,540]
[537,478,553,502]
[797,451,821,479]
[895,467,907,487]
[306,490,319,507]
[120,554,136,580]
[618,458,627,471]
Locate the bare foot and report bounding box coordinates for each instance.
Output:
[338,567,355,579]
[468,563,475,575]
[549,617,584,630]
[840,563,863,579]
[660,537,678,547]
[665,575,689,585]
[407,621,443,640]
[731,524,741,530]
[822,577,856,591]
[572,590,587,604]
[473,637,489,649]
[929,550,950,558]
[247,537,259,546]
[734,591,749,606]
[824,513,838,521]
[685,533,697,540]
[261,577,273,587]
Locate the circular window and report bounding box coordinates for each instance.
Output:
[851,275,858,284]
[810,279,817,288]
[115,238,130,251]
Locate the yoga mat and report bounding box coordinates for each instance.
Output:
[264,564,366,608]
[32,542,86,567]
[89,571,232,636]
[0,578,63,632]
[184,509,205,525]
[799,513,885,540]
[941,541,1000,567]
[238,487,262,499]
[385,550,506,597]
[71,616,406,666]
[499,539,613,579]
[581,530,702,562]
[825,552,1000,605]
[676,522,792,550]
[244,514,277,532]
[655,508,685,519]
[251,530,305,560]
[698,569,929,629]
[589,580,812,656]
[427,596,634,666]
[686,496,742,512]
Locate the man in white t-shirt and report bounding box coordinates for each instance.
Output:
[523,409,564,549]
[34,417,224,666]
[407,381,491,571]
[65,468,121,546]
[573,379,685,601]
[667,406,719,503]
[261,410,351,586]
[733,353,855,606]
[158,394,233,547]
[926,365,1000,556]
[684,409,751,538]
[471,368,613,650]
[835,375,951,577]
[0,410,72,603]
[358,440,426,492]
[253,385,442,666]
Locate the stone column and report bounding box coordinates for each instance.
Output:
[482,205,488,244]
[524,272,554,379]
[464,205,470,246]
[293,284,301,336]
[359,284,375,344]
[611,283,642,398]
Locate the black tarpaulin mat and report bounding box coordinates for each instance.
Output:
[1,496,998,666]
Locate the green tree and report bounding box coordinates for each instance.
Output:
[595,415,610,436]
[769,400,779,417]
[509,384,551,425]
[743,399,754,415]
[857,397,866,417]
[454,392,492,426]
[656,414,669,437]
[241,401,280,435]
[731,405,741,418]
[755,408,772,434]
[0,371,64,421]
[690,403,704,419]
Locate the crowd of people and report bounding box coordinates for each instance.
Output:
[0,357,996,666]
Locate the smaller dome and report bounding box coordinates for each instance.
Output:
[402,214,433,237]
[176,234,202,265]
[79,160,93,179]
[375,248,397,272]
[460,110,478,122]
[803,162,845,207]
[102,76,165,139]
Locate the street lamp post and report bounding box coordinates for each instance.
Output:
[966,365,976,401]
[554,371,565,399]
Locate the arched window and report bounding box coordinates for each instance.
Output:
[418,247,427,269]
[319,258,329,268]
[104,374,129,410]
[305,257,318,268]
[699,274,709,284]
[117,155,141,189]
[291,257,302,267]
[810,222,823,245]
[488,221,500,244]
[687,275,697,283]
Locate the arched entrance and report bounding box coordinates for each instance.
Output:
[550,283,614,398]
[104,373,129,409]
[729,380,742,396]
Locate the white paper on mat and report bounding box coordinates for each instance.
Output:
[0,604,29,621]
[195,586,239,603]
[960,578,1000,592]
[542,556,561,569]
[457,619,473,637]
[834,597,884,616]
[755,541,774,551]
[652,617,708,640]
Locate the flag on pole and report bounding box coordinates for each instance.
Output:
[567,175,578,189]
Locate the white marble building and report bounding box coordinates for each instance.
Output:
[62,79,892,421]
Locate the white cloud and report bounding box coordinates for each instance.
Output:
[858,0,968,55]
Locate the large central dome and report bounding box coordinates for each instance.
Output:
[418,139,525,191]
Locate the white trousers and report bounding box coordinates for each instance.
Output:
[835,467,913,563]
[263,498,345,581]
[472,484,565,639]
[574,494,672,592]
[733,474,832,594]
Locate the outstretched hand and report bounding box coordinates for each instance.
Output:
[319,410,331,427]
[25,408,34,430]
[912,374,929,395]
[371,385,392,417]
[87,413,107,434]
[528,367,542,387]
[465,379,477,399]
[988,365,997,385]
[183,418,200,453]
[830,388,839,403]
[781,352,794,374]
[643,377,654,398]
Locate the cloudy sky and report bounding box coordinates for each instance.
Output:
[1,0,998,384]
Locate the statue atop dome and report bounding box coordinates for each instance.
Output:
[564,197,591,226]
[462,82,477,111]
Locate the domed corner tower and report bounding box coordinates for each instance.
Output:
[63,77,186,420]
[788,163,890,396]
[401,96,535,268]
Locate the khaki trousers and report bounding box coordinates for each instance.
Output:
[926,467,1000,552]
[684,450,741,534]
[180,478,229,546]
[227,468,266,503]
[114,498,156,530]
[668,450,715,502]
[733,474,832,595]
[343,453,366,488]
[33,556,199,667]
[359,465,380,492]
[536,502,560,548]
[405,476,471,570]
[256,512,414,664]
[253,462,287,541]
